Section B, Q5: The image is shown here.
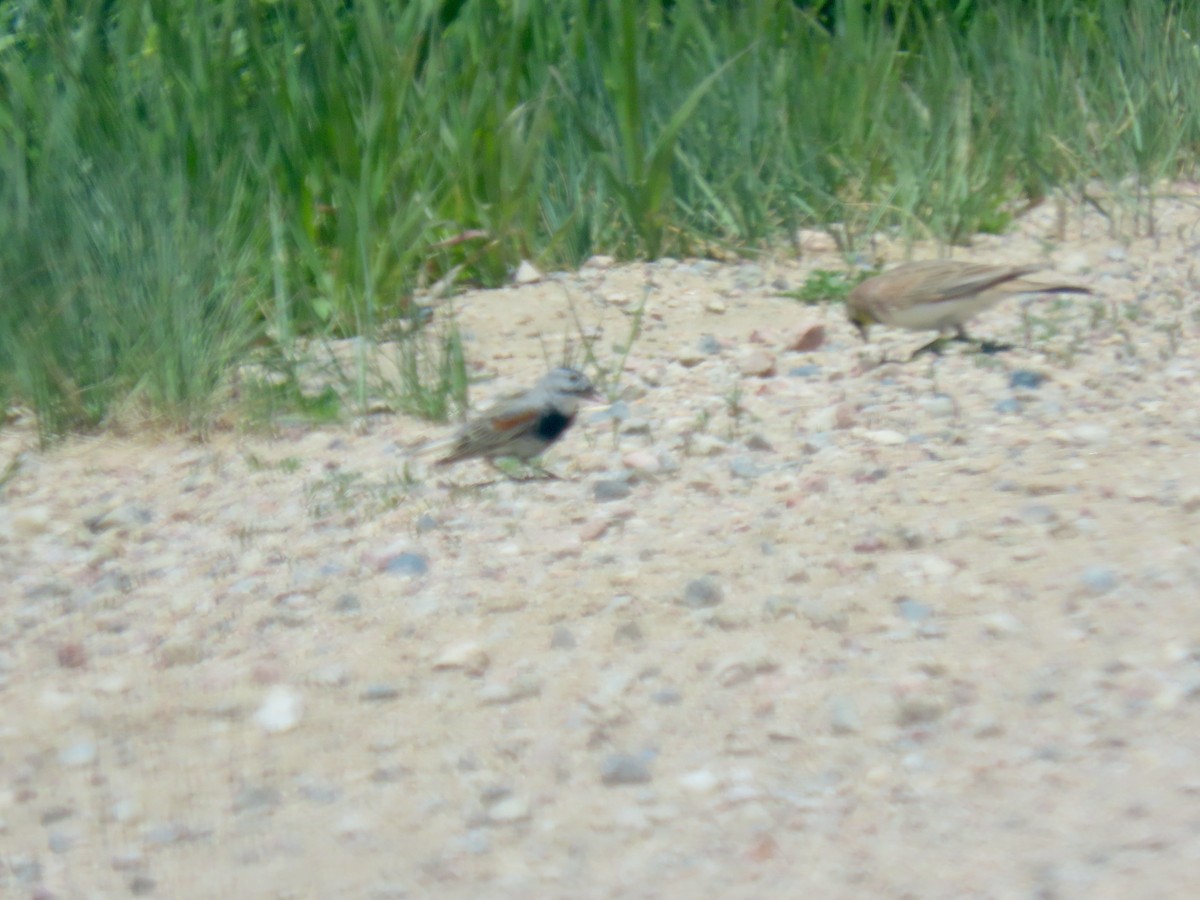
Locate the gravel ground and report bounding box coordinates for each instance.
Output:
[3,193,1200,899]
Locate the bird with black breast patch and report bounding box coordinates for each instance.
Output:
[416,366,600,477]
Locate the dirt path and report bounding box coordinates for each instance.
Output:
[3,192,1200,898]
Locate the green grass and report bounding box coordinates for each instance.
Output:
[782,269,862,305]
[1,0,1198,438]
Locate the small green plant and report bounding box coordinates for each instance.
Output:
[724,381,745,440]
[384,319,471,423]
[240,361,344,427]
[564,282,651,404]
[781,270,860,306]
[242,453,302,474]
[305,467,417,519]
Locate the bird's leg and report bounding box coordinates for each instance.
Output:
[528,460,562,481]
[952,324,1012,354]
[487,458,522,482]
[908,335,949,361]
[490,458,561,481]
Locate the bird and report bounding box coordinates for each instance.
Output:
[846,260,1092,360]
[417,367,600,476]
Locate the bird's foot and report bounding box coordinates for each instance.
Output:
[490,459,561,481]
[976,339,1013,355]
[908,338,949,361]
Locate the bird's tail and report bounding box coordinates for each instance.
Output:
[1012,280,1092,296]
[407,435,456,460]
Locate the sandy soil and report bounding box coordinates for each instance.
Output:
[3,191,1200,899]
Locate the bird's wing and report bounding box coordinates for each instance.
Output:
[907,262,1042,304]
[407,401,540,460]
[487,408,543,435]
[434,393,548,462]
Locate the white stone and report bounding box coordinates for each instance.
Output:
[254,686,304,734]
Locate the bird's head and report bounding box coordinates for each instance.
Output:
[542,367,601,406]
[847,305,875,342]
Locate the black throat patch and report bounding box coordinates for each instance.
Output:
[536,410,573,442]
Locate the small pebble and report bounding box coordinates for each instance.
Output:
[788,364,822,378]
[514,260,542,284]
[744,434,773,452]
[829,696,862,735]
[129,874,157,896]
[333,594,361,614]
[677,769,719,793]
[622,450,661,474]
[232,785,282,814]
[47,831,73,853]
[254,687,304,734]
[594,479,632,502]
[729,456,764,480]
[487,796,531,824]
[383,552,429,577]
[737,350,777,377]
[896,597,933,623]
[681,576,724,609]
[59,740,98,768]
[360,684,401,702]
[600,753,654,786]
[919,394,957,417]
[994,398,1022,415]
[762,596,799,620]
[479,675,542,704]
[787,324,826,352]
[1009,370,1046,389]
[863,429,905,446]
[433,642,490,676]
[550,625,576,650]
[613,621,643,644]
[1071,424,1111,446]
[896,697,944,726]
[1081,566,1119,596]
[41,806,73,825]
[983,612,1024,637]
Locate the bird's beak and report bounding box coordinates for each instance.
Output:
[853,319,870,342]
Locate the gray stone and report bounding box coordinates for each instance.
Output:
[594,479,632,502]
[59,740,97,767]
[384,553,428,577]
[829,696,862,735]
[1081,566,1119,596]
[1010,370,1047,390]
[681,577,724,609]
[788,364,822,378]
[360,684,401,702]
[896,597,933,623]
[729,456,764,480]
[600,753,654,786]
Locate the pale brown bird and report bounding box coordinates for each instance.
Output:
[846,260,1092,359]
[416,367,600,475]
